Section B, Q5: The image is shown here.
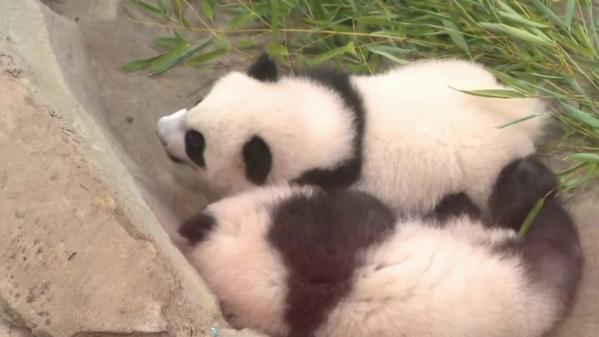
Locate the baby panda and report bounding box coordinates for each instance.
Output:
[157,54,548,215]
[178,156,583,337]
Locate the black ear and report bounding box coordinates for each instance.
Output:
[247,53,278,82]
[242,135,272,185]
[178,211,216,244]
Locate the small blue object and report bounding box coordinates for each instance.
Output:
[209,326,219,337]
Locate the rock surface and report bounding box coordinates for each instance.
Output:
[0,1,597,337]
[0,0,237,336]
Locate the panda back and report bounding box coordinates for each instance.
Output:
[351,59,548,213]
[318,218,558,337]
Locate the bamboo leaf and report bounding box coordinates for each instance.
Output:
[121,55,162,72]
[308,44,350,65]
[153,36,185,49]
[201,0,214,20]
[496,10,551,28]
[187,48,229,66]
[562,103,599,128]
[496,114,539,129]
[519,197,546,237]
[450,87,531,98]
[237,39,256,49]
[150,38,213,75]
[530,0,564,27]
[570,153,599,163]
[565,0,576,30]
[441,19,470,54]
[266,42,289,57]
[171,0,191,27]
[229,11,257,30]
[478,22,554,46]
[368,45,408,64]
[127,0,167,17]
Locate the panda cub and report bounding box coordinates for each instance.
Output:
[157,54,548,214]
[178,156,582,337]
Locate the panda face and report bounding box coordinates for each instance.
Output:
[156,71,279,194]
[157,55,357,195]
[178,184,319,336]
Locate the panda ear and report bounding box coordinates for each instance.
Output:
[178,211,216,244]
[242,135,272,185]
[247,53,278,82]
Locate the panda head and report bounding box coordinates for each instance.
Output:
[176,183,396,336]
[156,54,358,195]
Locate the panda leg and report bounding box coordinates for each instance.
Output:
[489,156,583,310]
[487,155,558,231]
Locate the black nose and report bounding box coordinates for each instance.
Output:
[156,130,167,146]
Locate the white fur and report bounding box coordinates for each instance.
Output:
[183,186,560,337]
[157,59,547,213]
[319,219,556,337]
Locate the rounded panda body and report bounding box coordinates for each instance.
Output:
[349,59,546,212]
[157,55,547,214]
[178,158,582,337]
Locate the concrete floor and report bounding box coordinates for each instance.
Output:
[1,0,598,336]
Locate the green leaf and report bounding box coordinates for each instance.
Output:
[496,10,551,28]
[495,114,539,129]
[271,0,280,37]
[367,45,408,65]
[201,0,214,20]
[450,87,531,98]
[308,46,348,65]
[150,38,213,75]
[237,39,256,49]
[519,197,546,238]
[570,153,599,163]
[171,0,191,27]
[530,0,564,27]
[562,103,599,128]
[127,0,167,17]
[308,41,355,66]
[153,36,185,49]
[478,22,554,46]
[441,19,470,55]
[229,12,257,30]
[266,42,289,57]
[187,48,229,66]
[121,55,161,72]
[565,0,576,30]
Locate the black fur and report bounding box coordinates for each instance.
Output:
[427,192,481,224]
[488,155,558,231]
[268,189,395,337]
[242,136,272,185]
[185,130,206,168]
[178,212,216,244]
[247,53,279,82]
[293,68,366,189]
[489,156,583,311]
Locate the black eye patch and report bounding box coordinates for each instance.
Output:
[185,130,206,168]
